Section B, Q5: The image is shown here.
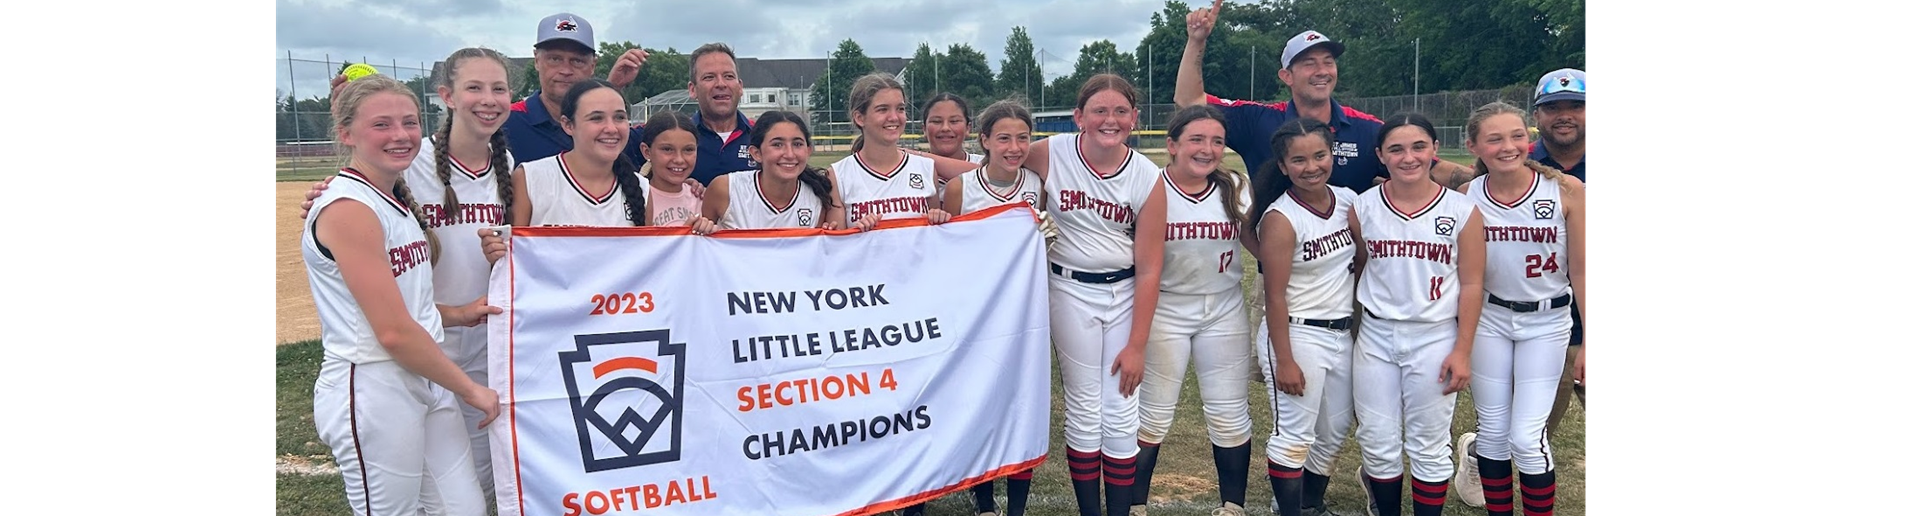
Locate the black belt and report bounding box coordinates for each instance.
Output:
[1487,292,1573,313]
[1049,263,1136,284]
[1288,316,1352,331]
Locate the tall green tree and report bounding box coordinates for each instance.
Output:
[939,43,997,112]
[1047,40,1140,108]
[595,42,691,111]
[808,39,877,126]
[994,27,1043,105]
[901,43,940,106]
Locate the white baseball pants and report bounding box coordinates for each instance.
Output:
[1255,316,1356,473]
[314,359,487,516]
[1049,276,1142,459]
[1138,289,1253,448]
[1471,300,1572,475]
[1353,313,1461,483]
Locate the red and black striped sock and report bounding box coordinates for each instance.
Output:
[1131,441,1160,506]
[1268,461,1304,516]
[1365,473,1404,516]
[1479,456,1515,516]
[1302,469,1332,510]
[1068,449,1102,516]
[1102,453,1137,516]
[1410,478,1448,516]
[1006,469,1034,516]
[1519,470,1556,516]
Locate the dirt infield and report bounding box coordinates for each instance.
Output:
[278,182,322,344]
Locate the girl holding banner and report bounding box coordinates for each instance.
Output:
[1015,73,1169,516]
[702,110,848,230]
[941,98,1045,516]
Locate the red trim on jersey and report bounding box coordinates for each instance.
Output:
[1286,187,1335,220]
[336,168,412,216]
[854,151,910,181]
[1163,171,1215,204]
[977,167,1028,203]
[509,100,528,113]
[1205,93,1290,112]
[755,171,798,214]
[448,148,491,180]
[1075,136,1134,180]
[1484,171,1540,209]
[558,152,617,206]
[1382,183,1444,221]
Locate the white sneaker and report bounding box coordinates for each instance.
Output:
[1453,432,1486,508]
[1209,501,1245,516]
[1355,466,1378,516]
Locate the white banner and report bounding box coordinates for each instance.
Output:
[486,205,1053,516]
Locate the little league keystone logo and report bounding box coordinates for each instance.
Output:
[559,329,686,473]
[797,208,814,226]
[1434,216,1456,236]
[1533,199,1556,220]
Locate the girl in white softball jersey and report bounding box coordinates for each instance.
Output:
[1017,73,1168,516]
[940,99,1045,516]
[1246,117,1362,516]
[703,110,847,230]
[1350,113,1485,516]
[1455,101,1586,516]
[828,73,976,232]
[1129,104,1256,516]
[303,75,501,516]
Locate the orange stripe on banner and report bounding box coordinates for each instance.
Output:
[509,253,527,516]
[505,203,1040,239]
[592,357,658,377]
[830,454,1049,516]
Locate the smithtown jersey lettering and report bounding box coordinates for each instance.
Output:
[1365,239,1453,265]
[1056,189,1136,223]
[1484,226,1558,243]
[848,197,929,220]
[1301,228,1356,262]
[389,240,430,277]
[419,203,506,228]
[1165,221,1237,241]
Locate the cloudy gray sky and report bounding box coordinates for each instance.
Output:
[275,0,1179,99]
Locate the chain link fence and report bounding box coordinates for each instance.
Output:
[277,54,447,176]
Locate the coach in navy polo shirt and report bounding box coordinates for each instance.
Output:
[677,43,757,186]
[1176,26,1387,193]
[502,13,646,165]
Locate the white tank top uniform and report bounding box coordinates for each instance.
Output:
[1354,185,1477,322]
[957,166,1045,215]
[720,169,827,229]
[303,168,443,364]
[1270,186,1361,323]
[521,152,648,227]
[833,151,939,222]
[1044,133,1161,279]
[1466,172,1570,309]
[404,140,510,326]
[1158,170,1251,295]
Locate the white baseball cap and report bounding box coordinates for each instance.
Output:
[1281,30,1345,68]
[536,13,595,54]
[1533,68,1586,106]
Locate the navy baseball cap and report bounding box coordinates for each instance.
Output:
[536,13,595,54]
[1281,30,1345,68]
[1534,68,1586,106]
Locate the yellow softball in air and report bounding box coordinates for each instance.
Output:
[342,63,379,82]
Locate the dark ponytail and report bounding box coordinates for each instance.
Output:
[489,128,514,219]
[392,178,442,265]
[613,155,648,226]
[432,120,459,215]
[1246,118,1332,236]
